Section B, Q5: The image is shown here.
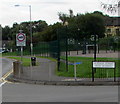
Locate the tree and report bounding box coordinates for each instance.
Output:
[58,12,69,24]
[86,13,105,38]
[64,12,105,41]
[69,9,74,18]
[2,26,11,40]
[32,20,48,33]
[33,22,62,42]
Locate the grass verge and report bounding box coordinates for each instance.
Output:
[8,57,31,67]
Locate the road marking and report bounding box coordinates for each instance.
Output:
[1,69,13,80]
[0,69,18,86]
[0,81,6,87]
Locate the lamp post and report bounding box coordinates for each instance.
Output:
[64,21,68,72]
[77,28,80,55]
[15,5,33,56]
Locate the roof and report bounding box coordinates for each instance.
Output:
[105,17,120,26]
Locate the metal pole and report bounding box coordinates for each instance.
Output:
[93,34,97,76]
[98,38,99,54]
[94,34,97,61]
[82,37,86,54]
[74,63,77,81]
[28,5,33,80]
[114,68,116,82]
[66,26,68,72]
[29,5,33,56]
[21,46,23,62]
[57,29,60,71]
[19,46,23,78]
[92,67,94,82]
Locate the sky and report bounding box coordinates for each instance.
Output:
[0,0,119,27]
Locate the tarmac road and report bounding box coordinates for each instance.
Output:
[0,57,14,87]
[2,83,118,102]
[2,57,14,76]
[1,56,119,103]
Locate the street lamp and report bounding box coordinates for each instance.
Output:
[64,21,68,72]
[14,4,33,56]
[77,28,80,55]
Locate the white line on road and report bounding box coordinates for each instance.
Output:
[0,81,6,87]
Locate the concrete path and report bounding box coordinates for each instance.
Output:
[68,51,119,58]
[14,56,68,81]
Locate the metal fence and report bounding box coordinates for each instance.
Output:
[11,27,120,82]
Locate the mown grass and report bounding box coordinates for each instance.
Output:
[7,56,56,67]
[8,57,31,67]
[2,52,18,56]
[57,56,120,78]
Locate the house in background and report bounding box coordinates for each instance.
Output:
[105,17,120,37]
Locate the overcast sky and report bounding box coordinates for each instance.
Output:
[0,0,118,27]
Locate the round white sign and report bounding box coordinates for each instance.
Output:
[17,33,25,42]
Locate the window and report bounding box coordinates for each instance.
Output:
[116,28,120,35]
[107,29,111,33]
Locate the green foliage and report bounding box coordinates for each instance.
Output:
[2,26,11,40]
[72,13,105,39]
[99,36,120,50]
[2,52,18,56]
[33,22,62,42]
[2,10,109,50]
[58,10,105,42]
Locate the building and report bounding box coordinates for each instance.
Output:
[105,17,120,37]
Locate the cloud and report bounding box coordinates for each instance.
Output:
[0,0,102,27]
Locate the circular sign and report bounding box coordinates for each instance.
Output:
[17,33,25,42]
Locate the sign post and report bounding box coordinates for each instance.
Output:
[69,62,82,81]
[74,63,77,81]
[16,31,26,77]
[16,32,26,62]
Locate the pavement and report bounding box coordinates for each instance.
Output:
[6,51,120,86]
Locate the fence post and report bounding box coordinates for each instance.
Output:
[92,67,94,82]
[114,68,116,82]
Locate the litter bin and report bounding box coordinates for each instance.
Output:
[31,57,36,66]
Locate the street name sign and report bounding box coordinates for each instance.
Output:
[69,62,82,65]
[93,61,115,68]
